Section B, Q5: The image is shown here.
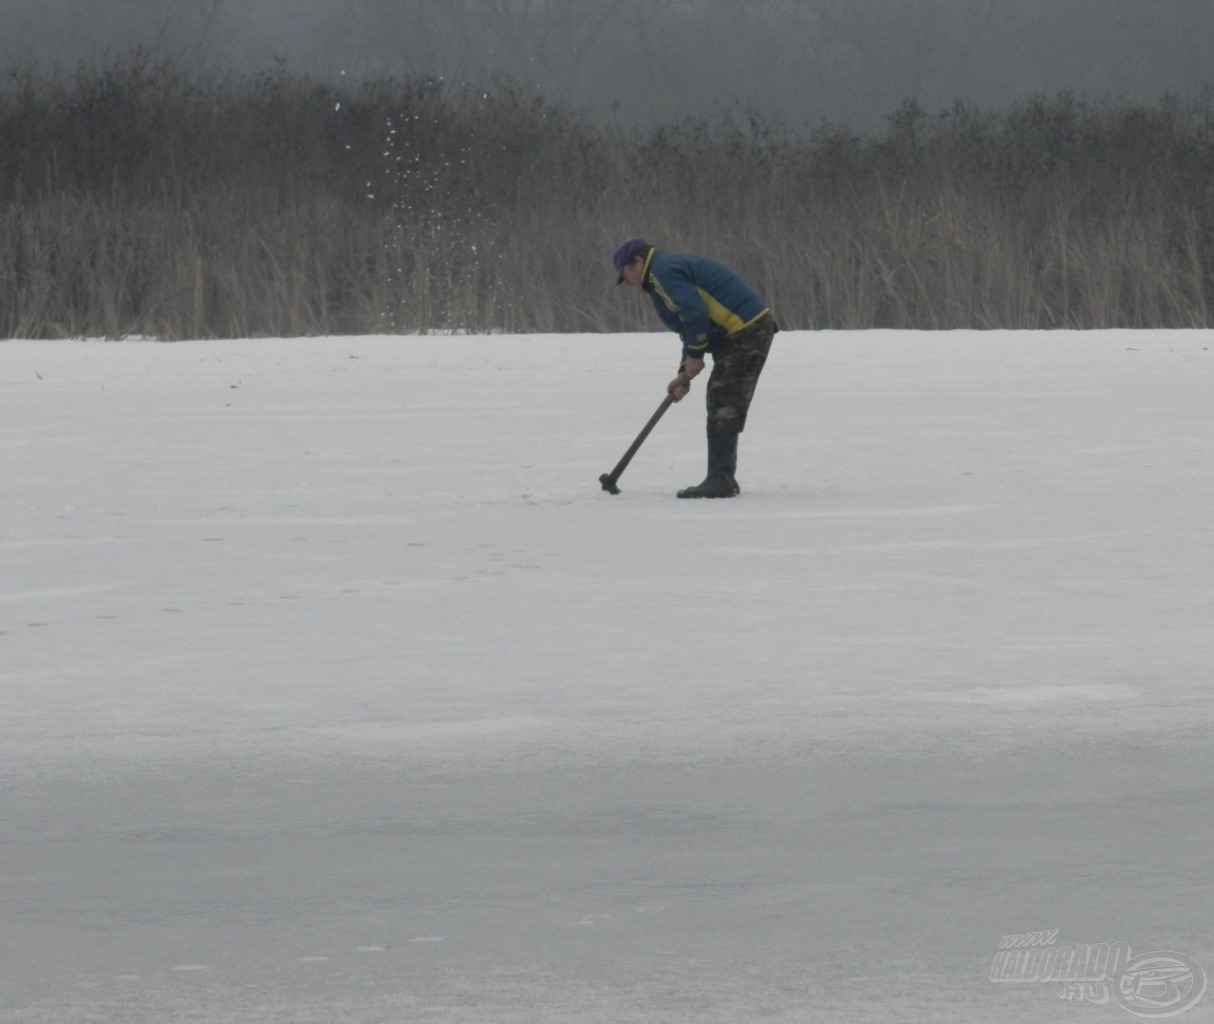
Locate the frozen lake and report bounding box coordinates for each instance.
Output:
[3,331,1212,1022]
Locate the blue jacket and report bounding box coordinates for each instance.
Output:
[639,248,771,360]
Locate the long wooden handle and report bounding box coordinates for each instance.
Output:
[607,393,676,482]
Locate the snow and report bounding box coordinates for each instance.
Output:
[2,330,1212,1022]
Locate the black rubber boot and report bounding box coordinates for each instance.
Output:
[677,430,740,498]
[722,430,740,496]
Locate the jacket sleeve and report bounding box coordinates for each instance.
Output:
[649,294,684,338]
[650,258,713,356]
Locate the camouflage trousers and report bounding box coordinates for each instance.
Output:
[704,313,777,434]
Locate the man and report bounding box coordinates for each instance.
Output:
[613,237,777,498]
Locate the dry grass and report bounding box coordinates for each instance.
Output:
[1,57,1212,338]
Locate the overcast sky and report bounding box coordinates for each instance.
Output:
[2,0,1211,130]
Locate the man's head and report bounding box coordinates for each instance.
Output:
[612,237,650,286]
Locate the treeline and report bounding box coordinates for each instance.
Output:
[2,54,1212,338]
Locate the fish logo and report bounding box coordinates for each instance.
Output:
[1114,952,1207,1018]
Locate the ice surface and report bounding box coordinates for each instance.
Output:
[2,331,1212,1022]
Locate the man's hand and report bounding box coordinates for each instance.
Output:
[667,372,691,401]
[667,357,704,401]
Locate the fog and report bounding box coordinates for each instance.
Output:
[2,0,1211,130]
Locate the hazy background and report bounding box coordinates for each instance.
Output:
[3,1,1213,337]
[2,0,1212,130]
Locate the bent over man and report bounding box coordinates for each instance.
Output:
[613,237,777,498]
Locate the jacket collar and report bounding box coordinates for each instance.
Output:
[640,247,656,288]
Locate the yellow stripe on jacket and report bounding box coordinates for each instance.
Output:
[698,289,770,336]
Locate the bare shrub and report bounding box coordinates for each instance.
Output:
[1,55,1211,337]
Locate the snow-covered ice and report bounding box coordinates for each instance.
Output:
[2,331,1212,1022]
